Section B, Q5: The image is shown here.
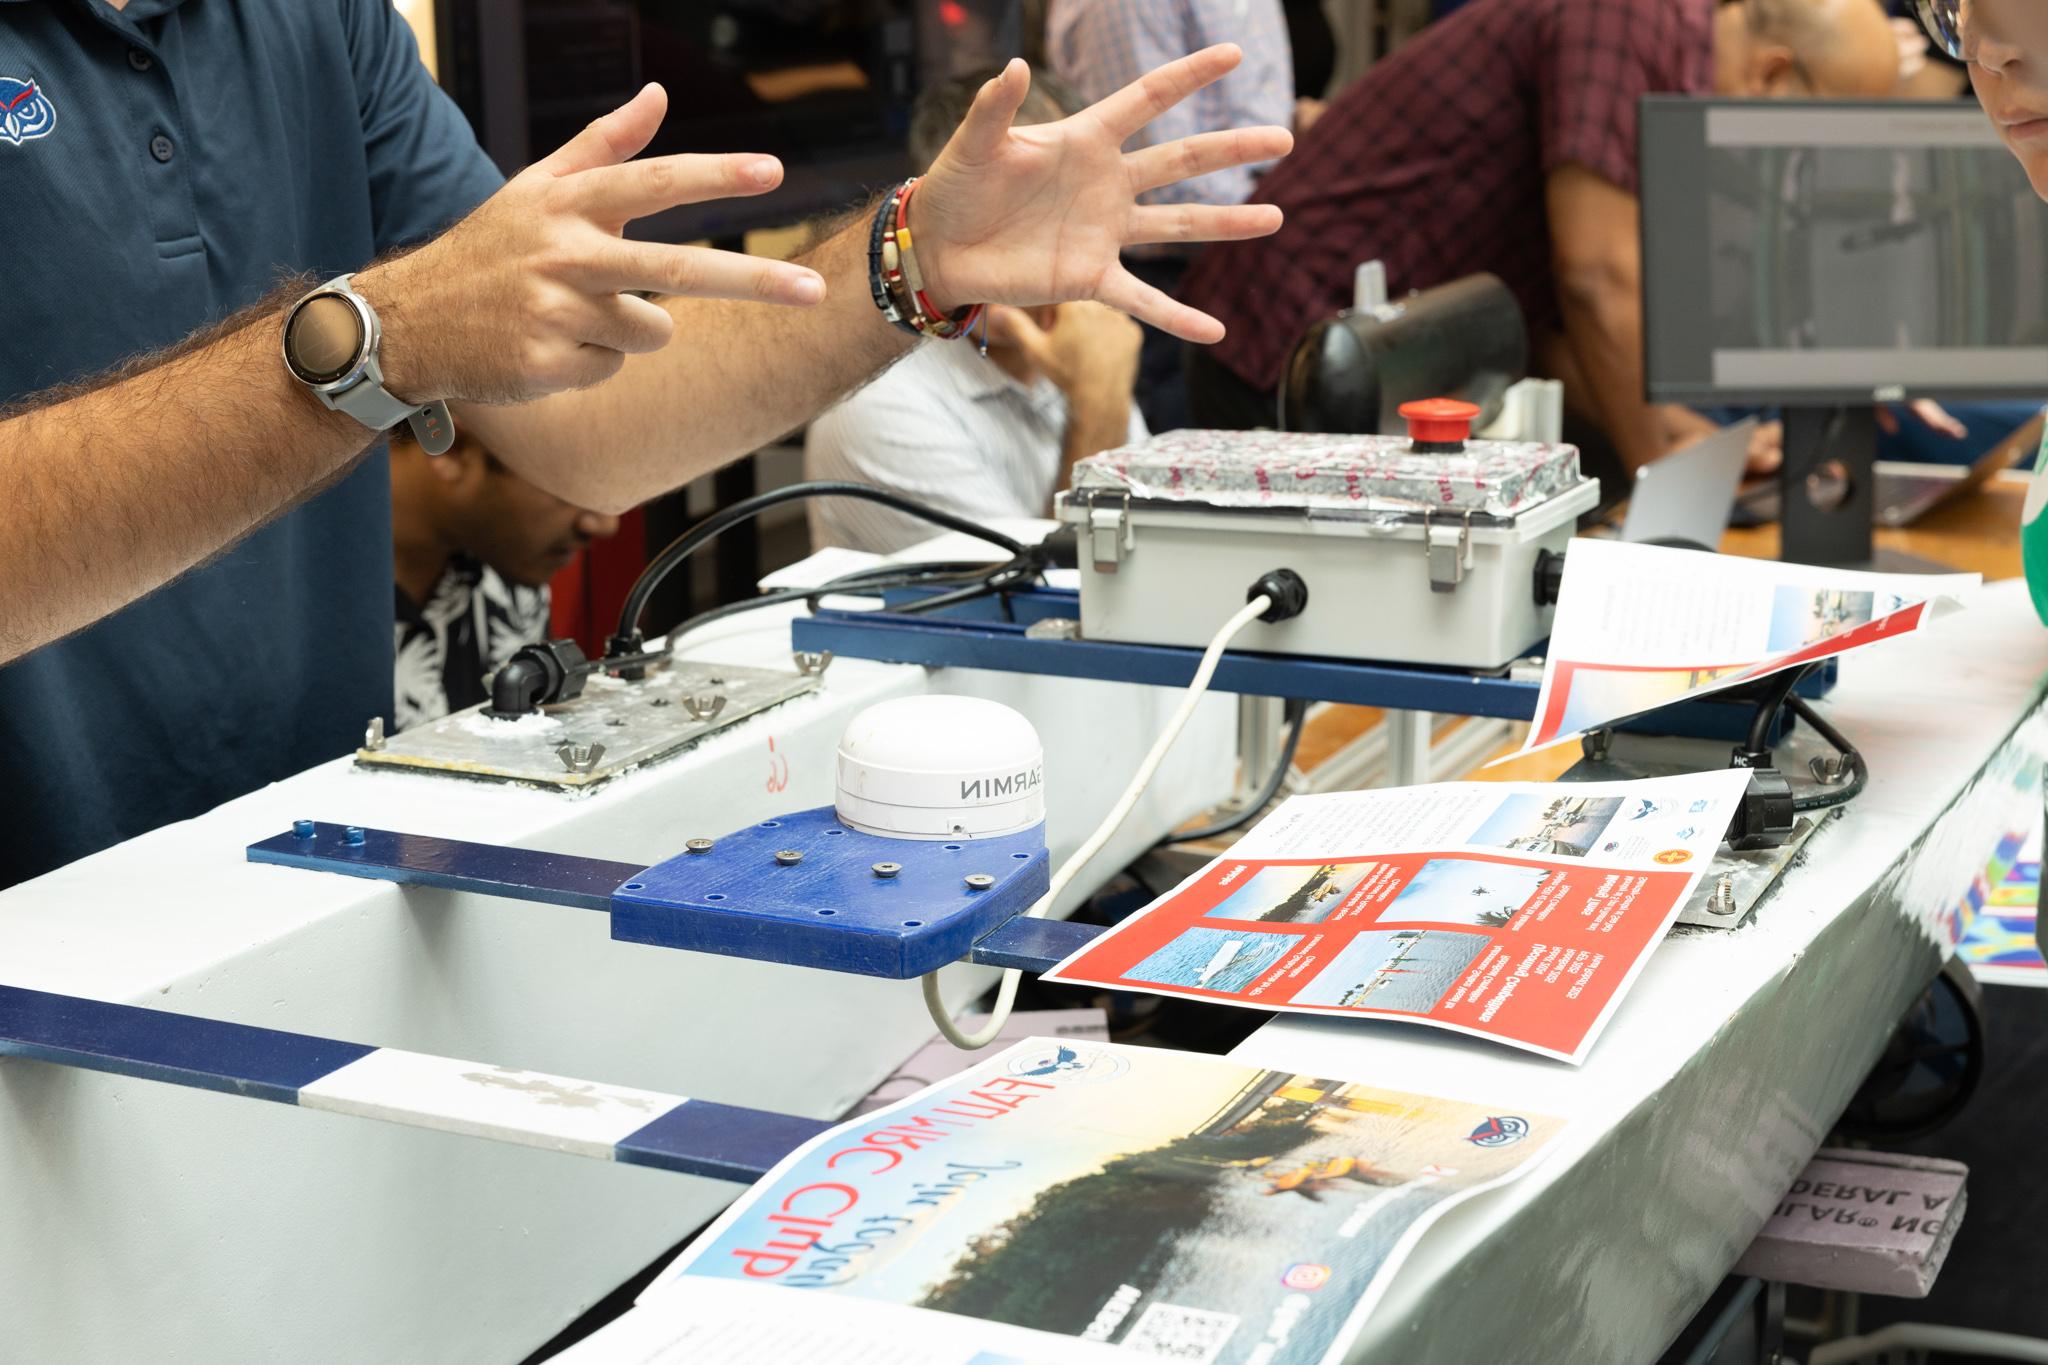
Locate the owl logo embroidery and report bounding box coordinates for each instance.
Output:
[0,77,55,147]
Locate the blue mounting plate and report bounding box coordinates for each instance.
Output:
[791,587,1836,742]
[609,807,1052,979]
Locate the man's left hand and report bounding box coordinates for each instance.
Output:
[911,48,1292,343]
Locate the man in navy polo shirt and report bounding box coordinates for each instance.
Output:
[0,2,1291,886]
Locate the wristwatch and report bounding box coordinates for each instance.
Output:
[281,274,454,455]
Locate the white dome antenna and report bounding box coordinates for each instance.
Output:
[835,696,1046,840]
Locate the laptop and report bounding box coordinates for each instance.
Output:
[1873,413,2043,527]
[1620,419,1754,548]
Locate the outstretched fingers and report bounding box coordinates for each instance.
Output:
[573,240,825,307]
[573,152,786,227]
[1126,202,1284,248]
[1126,126,1294,194]
[1089,44,1243,143]
[949,58,1033,164]
[535,83,668,178]
[1095,265,1226,345]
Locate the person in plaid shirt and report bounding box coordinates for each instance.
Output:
[1178,0,1901,480]
[1048,0,1302,431]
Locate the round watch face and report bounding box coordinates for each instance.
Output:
[285,293,367,386]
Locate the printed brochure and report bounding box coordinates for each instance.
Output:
[1043,770,1756,1063]
[1516,538,1974,755]
[565,1039,1563,1365]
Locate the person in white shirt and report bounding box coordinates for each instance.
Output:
[805,69,1148,555]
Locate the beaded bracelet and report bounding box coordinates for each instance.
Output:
[867,177,985,345]
[866,180,917,336]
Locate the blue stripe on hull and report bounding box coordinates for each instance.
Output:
[0,984,375,1105]
[616,1100,832,1183]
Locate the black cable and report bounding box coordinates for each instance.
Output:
[655,555,1044,655]
[1785,693,1868,812]
[612,482,1031,652]
[1745,663,1816,760]
[892,557,1044,616]
[1156,699,1310,848]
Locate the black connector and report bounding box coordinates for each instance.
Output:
[1039,525,1079,571]
[1248,568,1310,623]
[1724,769,1797,851]
[605,630,650,682]
[1533,548,1566,607]
[486,638,591,719]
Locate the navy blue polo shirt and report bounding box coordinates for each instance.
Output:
[0,0,503,885]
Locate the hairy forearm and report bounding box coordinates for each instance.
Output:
[1555,274,1664,475]
[0,289,374,665]
[464,209,915,513]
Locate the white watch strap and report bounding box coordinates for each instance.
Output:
[327,371,420,433]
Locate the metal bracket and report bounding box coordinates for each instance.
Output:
[1675,815,1826,929]
[1423,508,1473,594]
[1088,491,1132,574]
[249,819,1085,980]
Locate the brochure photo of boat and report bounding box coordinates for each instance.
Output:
[1206,862,1383,925]
[1292,929,1490,1014]
[1468,794,1625,859]
[1127,926,1297,994]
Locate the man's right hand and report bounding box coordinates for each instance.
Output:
[988,302,1142,400]
[357,84,826,406]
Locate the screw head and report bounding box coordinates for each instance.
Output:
[343,826,366,847]
[872,862,903,878]
[965,874,996,891]
[684,838,715,855]
[774,849,805,867]
[292,819,316,839]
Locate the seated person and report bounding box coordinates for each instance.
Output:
[1176,0,1901,479]
[389,424,620,730]
[806,70,1147,555]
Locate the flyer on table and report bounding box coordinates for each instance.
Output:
[589,1039,1563,1365]
[1044,769,1757,1064]
[1516,538,1976,755]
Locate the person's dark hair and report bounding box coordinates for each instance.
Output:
[908,65,1084,172]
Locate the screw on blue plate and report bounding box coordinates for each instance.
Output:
[293,819,316,839]
[609,805,1050,979]
[343,826,366,847]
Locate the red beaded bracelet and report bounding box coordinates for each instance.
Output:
[889,177,985,342]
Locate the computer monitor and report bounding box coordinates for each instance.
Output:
[1641,98,2048,406]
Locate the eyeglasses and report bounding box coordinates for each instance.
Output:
[1915,0,1964,61]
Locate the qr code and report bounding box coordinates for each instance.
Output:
[1120,1302,1242,1364]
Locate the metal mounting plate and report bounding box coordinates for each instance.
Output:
[610,806,1052,978]
[354,660,819,791]
[1675,815,1827,929]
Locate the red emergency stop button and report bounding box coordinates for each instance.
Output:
[1400,398,1481,451]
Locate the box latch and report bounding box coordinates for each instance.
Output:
[1423,509,1472,593]
[1089,492,1132,574]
